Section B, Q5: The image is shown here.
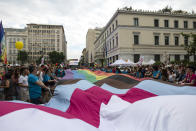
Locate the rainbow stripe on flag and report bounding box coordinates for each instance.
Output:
[59,69,148,83]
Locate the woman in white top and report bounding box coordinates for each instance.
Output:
[18,67,29,101]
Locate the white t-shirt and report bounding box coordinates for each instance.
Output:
[37,71,43,82]
[19,75,28,89]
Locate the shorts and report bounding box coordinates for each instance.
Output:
[20,88,29,101]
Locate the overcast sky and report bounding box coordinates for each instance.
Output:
[0,0,196,59]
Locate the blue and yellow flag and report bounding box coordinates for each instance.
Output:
[0,21,7,64]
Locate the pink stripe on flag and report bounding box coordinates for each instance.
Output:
[0,87,156,128]
[66,87,157,127]
[0,101,74,118]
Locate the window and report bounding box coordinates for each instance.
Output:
[113,56,115,63]
[184,21,188,28]
[116,35,118,47]
[112,24,114,31]
[134,54,140,63]
[109,57,112,64]
[112,38,115,48]
[134,35,139,45]
[193,22,196,29]
[134,18,139,26]
[106,44,109,51]
[184,55,189,61]
[116,55,118,60]
[165,36,169,45]
[194,55,196,62]
[116,20,118,27]
[154,19,159,27]
[164,20,169,28]
[175,55,180,61]
[184,36,189,46]
[154,54,160,61]
[175,36,179,46]
[109,41,111,50]
[174,20,179,28]
[154,36,159,45]
[109,27,111,34]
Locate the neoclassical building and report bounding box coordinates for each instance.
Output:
[94,8,196,65]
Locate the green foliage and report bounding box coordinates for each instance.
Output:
[170,60,196,67]
[48,51,65,64]
[173,10,188,14]
[153,61,162,66]
[160,6,191,14]
[17,50,28,64]
[181,33,196,61]
[161,6,172,13]
[36,56,43,65]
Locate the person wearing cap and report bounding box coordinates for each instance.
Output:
[28,66,49,104]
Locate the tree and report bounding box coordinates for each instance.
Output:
[36,56,43,65]
[161,6,172,13]
[17,50,28,64]
[48,51,65,64]
[181,33,196,62]
[173,10,188,14]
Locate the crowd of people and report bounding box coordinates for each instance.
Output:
[0,64,67,104]
[0,63,195,104]
[94,64,196,86]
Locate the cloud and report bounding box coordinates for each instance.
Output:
[0,0,196,59]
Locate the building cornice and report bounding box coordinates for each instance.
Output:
[118,9,196,18]
[5,35,27,37]
[4,28,27,32]
[132,44,185,50]
[27,23,64,27]
[119,25,196,32]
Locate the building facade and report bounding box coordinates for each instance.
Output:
[5,24,67,65]
[94,8,196,65]
[79,48,88,66]
[27,24,67,63]
[86,28,102,65]
[5,28,28,64]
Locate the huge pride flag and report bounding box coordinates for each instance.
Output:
[1,70,196,131]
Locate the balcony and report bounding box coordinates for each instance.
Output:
[95,52,104,60]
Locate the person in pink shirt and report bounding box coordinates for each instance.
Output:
[180,66,196,86]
